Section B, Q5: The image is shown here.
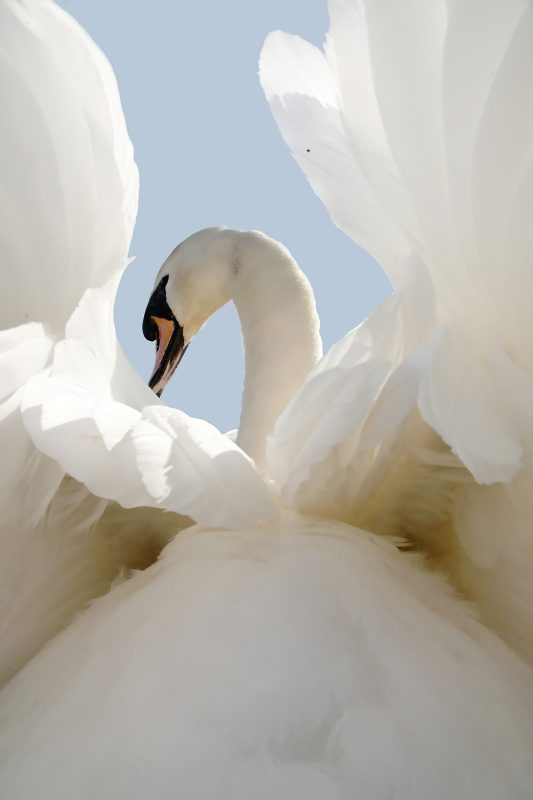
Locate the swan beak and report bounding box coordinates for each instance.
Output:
[147,317,188,397]
[143,279,189,397]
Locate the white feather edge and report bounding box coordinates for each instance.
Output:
[0,0,138,333]
[259,29,411,282]
[21,344,280,529]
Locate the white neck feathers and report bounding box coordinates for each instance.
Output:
[229,231,322,473]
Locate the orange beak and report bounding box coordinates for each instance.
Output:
[151,316,176,377]
[143,277,189,397]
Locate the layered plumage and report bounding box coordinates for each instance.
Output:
[0,0,533,797]
[0,0,182,683]
[260,0,533,662]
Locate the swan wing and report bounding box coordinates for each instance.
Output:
[0,0,156,683]
[259,26,410,283]
[262,0,533,660]
[0,0,139,524]
[0,0,137,334]
[22,276,279,530]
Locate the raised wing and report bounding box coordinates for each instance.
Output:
[1,1,282,684]
[0,0,137,334]
[0,0,143,684]
[259,27,411,285]
[261,0,533,661]
[0,0,140,530]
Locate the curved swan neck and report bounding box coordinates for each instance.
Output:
[230,231,322,473]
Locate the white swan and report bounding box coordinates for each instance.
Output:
[3,227,533,795]
[1,0,533,797]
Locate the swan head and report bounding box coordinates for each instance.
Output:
[143,227,236,396]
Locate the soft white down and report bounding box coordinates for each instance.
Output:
[0,1,533,798]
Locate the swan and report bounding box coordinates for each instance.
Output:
[3,225,533,797]
[1,0,533,797]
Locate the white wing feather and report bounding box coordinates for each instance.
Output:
[0,0,140,526]
[0,0,137,332]
[262,0,533,659]
[0,0,144,683]
[259,31,411,282]
[22,281,279,529]
[267,260,436,513]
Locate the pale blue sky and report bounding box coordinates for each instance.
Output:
[58,0,390,432]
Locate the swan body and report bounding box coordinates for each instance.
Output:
[1,0,533,797]
[1,520,533,799]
